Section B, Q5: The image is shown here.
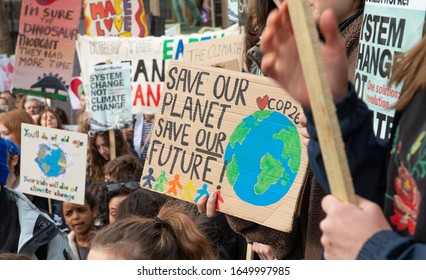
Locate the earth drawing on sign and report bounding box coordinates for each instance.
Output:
[35,143,67,177]
[224,110,301,206]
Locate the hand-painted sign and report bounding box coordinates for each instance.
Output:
[20,124,88,205]
[183,35,244,71]
[83,0,149,37]
[141,61,308,232]
[77,27,239,114]
[13,0,82,100]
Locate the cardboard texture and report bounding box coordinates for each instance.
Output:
[183,34,244,71]
[76,27,239,114]
[20,124,88,205]
[141,61,308,232]
[13,0,82,101]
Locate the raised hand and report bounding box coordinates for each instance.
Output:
[261,3,349,108]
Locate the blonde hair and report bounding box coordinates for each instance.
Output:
[390,34,426,111]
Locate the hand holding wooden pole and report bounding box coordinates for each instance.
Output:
[286,0,356,203]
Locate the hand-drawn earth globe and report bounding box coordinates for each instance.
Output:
[35,143,67,177]
[224,110,301,206]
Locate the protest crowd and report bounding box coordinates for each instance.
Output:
[0,0,426,261]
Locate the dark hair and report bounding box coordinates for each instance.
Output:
[117,188,168,220]
[36,108,64,130]
[244,0,277,71]
[89,202,216,260]
[51,106,70,125]
[96,181,140,226]
[103,154,143,182]
[88,130,133,183]
[62,190,97,215]
[0,252,32,260]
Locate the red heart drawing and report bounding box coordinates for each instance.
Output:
[70,78,83,98]
[256,96,269,111]
[104,18,113,32]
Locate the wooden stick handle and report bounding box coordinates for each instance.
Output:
[109,130,116,160]
[287,0,356,203]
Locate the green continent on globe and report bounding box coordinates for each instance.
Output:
[254,153,284,195]
[41,163,51,173]
[252,110,273,122]
[58,153,67,171]
[273,125,301,173]
[228,122,251,149]
[226,154,239,185]
[228,115,266,149]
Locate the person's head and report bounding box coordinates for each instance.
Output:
[88,130,132,182]
[62,191,97,236]
[88,203,216,260]
[0,97,8,106]
[0,109,35,146]
[3,138,20,178]
[79,93,86,111]
[103,154,143,182]
[37,108,64,129]
[0,137,10,186]
[96,181,140,225]
[24,97,42,116]
[0,97,8,113]
[116,188,168,220]
[51,107,70,126]
[310,0,364,24]
[0,91,16,109]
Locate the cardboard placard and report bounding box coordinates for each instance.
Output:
[77,27,239,114]
[355,0,426,140]
[12,0,82,101]
[142,61,308,232]
[20,124,88,205]
[83,0,149,37]
[183,35,244,71]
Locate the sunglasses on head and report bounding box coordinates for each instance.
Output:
[106,181,140,192]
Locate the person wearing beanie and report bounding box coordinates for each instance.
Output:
[3,138,20,190]
[0,137,19,253]
[0,137,9,185]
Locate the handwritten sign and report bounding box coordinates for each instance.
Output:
[238,0,249,26]
[88,62,132,131]
[77,28,239,114]
[20,124,88,205]
[183,35,244,70]
[141,61,308,232]
[83,0,149,37]
[355,0,426,140]
[12,0,82,101]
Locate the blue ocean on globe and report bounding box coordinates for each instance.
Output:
[224,111,301,206]
[35,144,67,177]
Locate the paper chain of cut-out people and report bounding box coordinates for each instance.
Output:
[142,167,224,209]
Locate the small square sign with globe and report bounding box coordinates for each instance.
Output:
[20,123,88,205]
